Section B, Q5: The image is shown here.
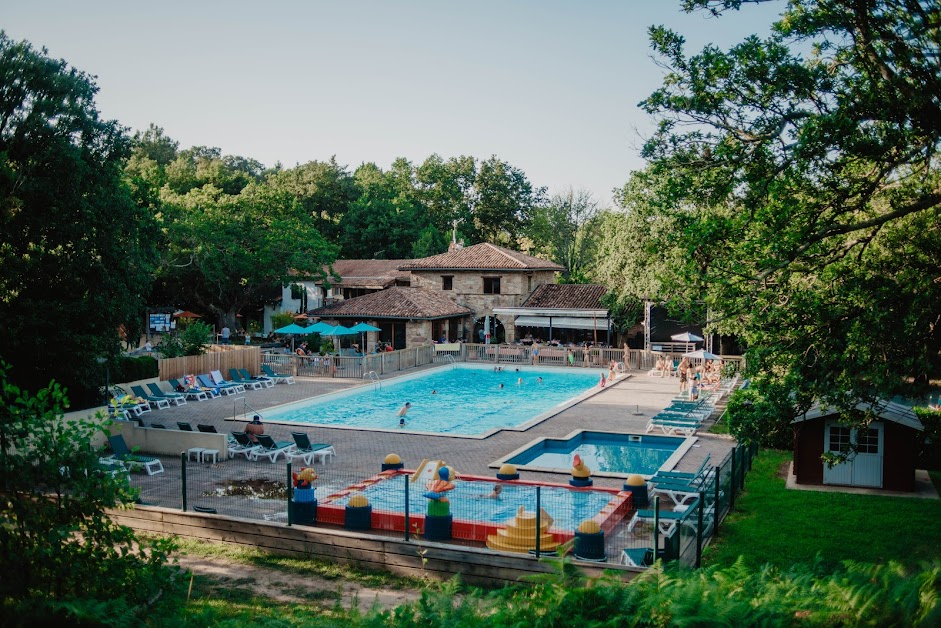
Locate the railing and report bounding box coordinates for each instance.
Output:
[363,371,381,389]
[235,397,263,421]
[261,344,744,383]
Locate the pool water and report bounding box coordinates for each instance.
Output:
[324,479,615,527]
[264,365,601,435]
[505,431,685,476]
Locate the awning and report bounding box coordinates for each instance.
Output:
[514,316,611,331]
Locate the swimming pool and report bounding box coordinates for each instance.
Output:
[263,364,602,436]
[498,431,693,478]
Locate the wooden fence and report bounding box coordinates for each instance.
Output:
[158,345,262,381]
[109,506,640,586]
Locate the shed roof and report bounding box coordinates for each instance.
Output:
[400,243,564,272]
[307,286,470,320]
[791,400,924,431]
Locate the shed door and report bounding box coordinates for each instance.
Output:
[822,421,883,488]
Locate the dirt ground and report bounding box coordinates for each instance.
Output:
[176,554,424,612]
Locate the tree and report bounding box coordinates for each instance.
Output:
[266,158,358,242]
[0,33,157,401]
[526,188,603,281]
[0,363,182,621]
[159,181,338,330]
[603,0,941,442]
[473,156,545,247]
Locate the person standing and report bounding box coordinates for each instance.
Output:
[221,325,231,345]
[397,402,411,427]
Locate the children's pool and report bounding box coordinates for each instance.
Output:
[500,431,692,477]
[323,478,617,527]
[263,365,601,436]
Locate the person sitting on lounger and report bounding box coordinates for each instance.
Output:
[245,415,265,443]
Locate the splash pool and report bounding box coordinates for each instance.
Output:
[498,431,694,478]
[263,364,602,436]
[316,471,633,543]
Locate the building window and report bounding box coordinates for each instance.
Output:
[828,426,851,453]
[483,277,501,294]
[442,276,453,291]
[857,428,879,454]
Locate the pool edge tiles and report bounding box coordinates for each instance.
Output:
[315,470,634,544]
[492,430,697,479]
[229,363,618,439]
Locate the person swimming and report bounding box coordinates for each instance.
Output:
[431,390,437,395]
[517,377,523,385]
[499,383,504,389]
[537,377,543,384]
[477,484,503,499]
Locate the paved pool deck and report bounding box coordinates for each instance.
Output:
[130,366,737,496]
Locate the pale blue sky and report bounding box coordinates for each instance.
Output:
[4,1,783,204]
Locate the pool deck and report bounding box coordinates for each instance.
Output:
[128,366,736,493]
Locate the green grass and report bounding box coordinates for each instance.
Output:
[170,536,426,590]
[704,450,941,570]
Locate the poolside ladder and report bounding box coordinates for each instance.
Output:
[364,370,381,389]
[236,398,262,421]
[444,355,456,368]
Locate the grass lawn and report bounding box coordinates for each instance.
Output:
[703,450,941,570]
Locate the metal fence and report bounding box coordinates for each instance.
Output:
[128,442,759,570]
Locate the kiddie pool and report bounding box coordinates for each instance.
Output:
[315,470,633,544]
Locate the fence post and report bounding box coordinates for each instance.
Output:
[534,486,542,558]
[652,495,660,561]
[713,465,721,534]
[729,448,737,509]
[286,462,293,526]
[741,447,748,492]
[404,473,410,542]
[695,493,704,568]
[180,452,187,512]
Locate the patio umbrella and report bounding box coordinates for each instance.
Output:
[683,349,720,361]
[671,331,704,353]
[349,322,381,355]
[321,324,358,353]
[273,323,310,351]
[173,310,203,319]
[306,321,335,334]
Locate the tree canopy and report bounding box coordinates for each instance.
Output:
[598,0,941,442]
[0,32,156,400]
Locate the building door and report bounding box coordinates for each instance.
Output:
[823,421,883,488]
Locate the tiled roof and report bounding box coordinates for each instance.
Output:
[521,284,608,309]
[322,259,413,289]
[400,243,564,271]
[307,287,471,320]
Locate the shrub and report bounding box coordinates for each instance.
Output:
[114,355,158,383]
[159,321,214,358]
[0,362,184,622]
[914,407,941,470]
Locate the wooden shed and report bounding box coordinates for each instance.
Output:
[791,400,924,492]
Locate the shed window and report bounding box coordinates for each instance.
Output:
[483,277,501,294]
[442,276,453,291]
[828,426,851,453]
[856,428,879,454]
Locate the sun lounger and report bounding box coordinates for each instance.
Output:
[197,374,238,396]
[261,364,296,385]
[174,376,216,400]
[177,422,194,431]
[645,417,701,436]
[229,432,261,459]
[651,455,711,483]
[197,424,218,433]
[285,432,336,465]
[130,385,171,410]
[105,434,164,476]
[210,370,245,394]
[621,547,654,567]
[167,378,209,401]
[228,368,263,390]
[626,509,686,535]
[252,434,295,463]
[238,368,275,388]
[146,382,187,406]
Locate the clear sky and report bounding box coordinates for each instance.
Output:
[4,1,783,205]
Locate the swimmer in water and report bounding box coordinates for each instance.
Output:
[499,383,504,389]
[517,377,523,386]
[477,484,503,499]
[537,377,543,384]
[397,402,411,426]
[431,390,437,395]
